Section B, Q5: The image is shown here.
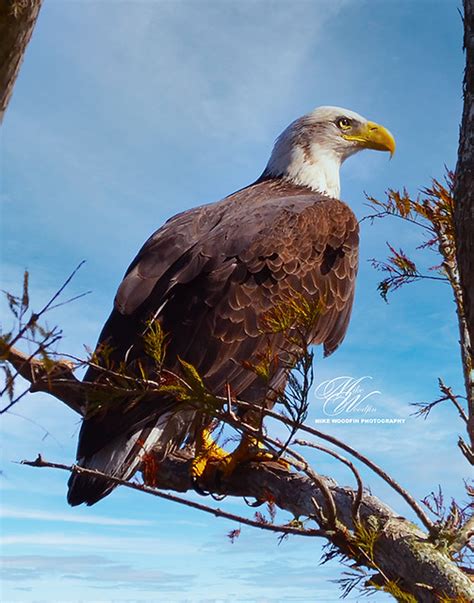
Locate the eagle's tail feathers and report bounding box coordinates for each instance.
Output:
[67,412,173,506]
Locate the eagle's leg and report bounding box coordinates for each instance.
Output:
[215,432,275,479]
[200,409,289,484]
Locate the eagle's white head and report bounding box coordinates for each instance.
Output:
[265,106,395,198]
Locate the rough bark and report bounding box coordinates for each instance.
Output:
[454,0,474,459]
[0,0,42,123]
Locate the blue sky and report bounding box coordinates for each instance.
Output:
[0,1,468,601]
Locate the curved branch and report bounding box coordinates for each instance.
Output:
[294,438,364,523]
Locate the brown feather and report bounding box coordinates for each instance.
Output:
[74,177,359,502]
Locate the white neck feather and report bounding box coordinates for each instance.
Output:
[265,142,342,198]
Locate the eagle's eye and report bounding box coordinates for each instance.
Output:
[336,117,352,130]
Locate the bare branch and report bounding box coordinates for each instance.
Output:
[295,438,364,524]
[439,379,470,424]
[411,379,468,425]
[20,454,328,539]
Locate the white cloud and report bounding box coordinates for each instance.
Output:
[0,505,153,526]
[0,554,194,591]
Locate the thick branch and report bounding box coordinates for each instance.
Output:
[0,0,43,122]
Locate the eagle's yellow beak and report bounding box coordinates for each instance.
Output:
[343,121,396,156]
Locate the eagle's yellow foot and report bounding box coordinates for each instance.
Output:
[191,427,228,482]
[191,429,290,491]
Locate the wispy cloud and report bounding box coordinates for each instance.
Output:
[57,0,350,144]
[0,506,153,526]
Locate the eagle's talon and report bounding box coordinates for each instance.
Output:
[191,475,212,496]
[209,436,289,483]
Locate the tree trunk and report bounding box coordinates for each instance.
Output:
[454,0,474,455]
[0,0,43,123]
[454,0,474,362]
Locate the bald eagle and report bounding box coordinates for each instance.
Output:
[68,106,394,506]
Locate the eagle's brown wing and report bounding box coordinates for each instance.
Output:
[68,179,358,505]
[83,178,358,439]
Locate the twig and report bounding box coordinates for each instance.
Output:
[259,432,338,531]
[47,290,92,311]
[4,261,86,353]
[439,379,469,424]
[295,439,364,524]
[361,207,433,232]
[411,380,468,424]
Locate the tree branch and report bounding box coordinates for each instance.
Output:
[20,454,329,539]
[1,344,85,415]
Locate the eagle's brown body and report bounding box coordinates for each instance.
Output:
[68,176,359,506]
